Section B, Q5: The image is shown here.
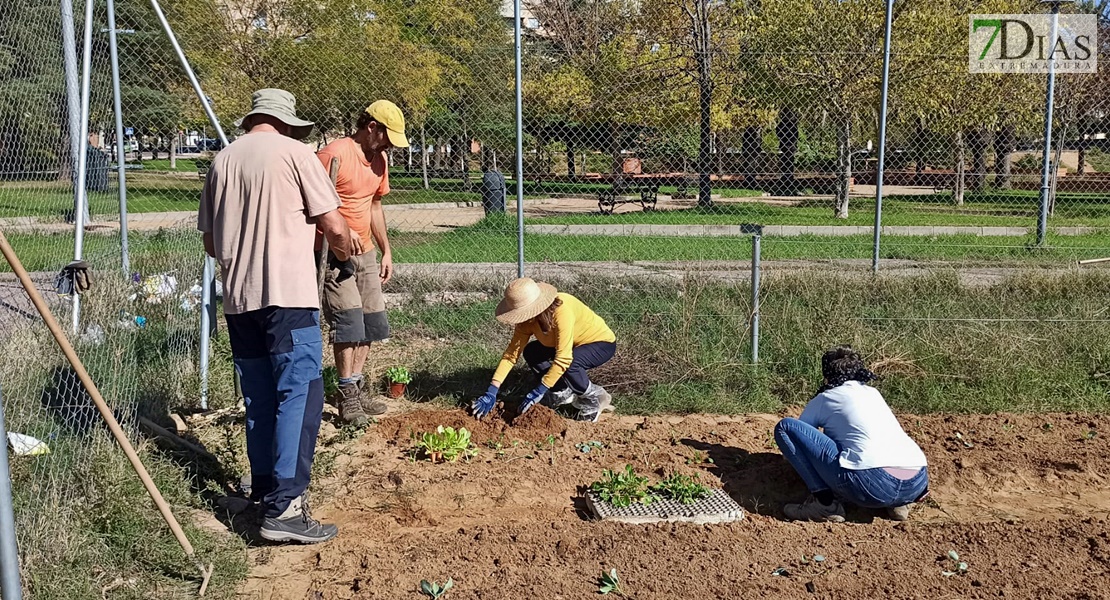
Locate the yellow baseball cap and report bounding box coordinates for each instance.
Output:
[365,100,409,148]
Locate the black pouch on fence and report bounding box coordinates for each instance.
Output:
[54,260,92,295]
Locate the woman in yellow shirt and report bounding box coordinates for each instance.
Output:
[472,278,617,422]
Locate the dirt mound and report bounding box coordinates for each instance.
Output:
[377,405,567,445]
[240,412,1110,599]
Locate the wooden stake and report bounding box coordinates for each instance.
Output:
[0,230,213,593]
[317,157,341,301]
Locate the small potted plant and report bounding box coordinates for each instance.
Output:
[385,366,412,399]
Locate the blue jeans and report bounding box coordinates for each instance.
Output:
[226,307,325,518]
[774,418,928,509]
[523,340,616,394]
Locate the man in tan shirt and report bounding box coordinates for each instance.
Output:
[199,89,350,544]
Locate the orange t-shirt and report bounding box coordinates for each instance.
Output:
[316,137,390,248]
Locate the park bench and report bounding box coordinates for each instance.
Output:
[593,173,692,214]
[597,179,660,214]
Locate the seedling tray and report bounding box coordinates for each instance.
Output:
[585,488,744,525]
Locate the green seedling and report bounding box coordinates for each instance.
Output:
[335,421,371,443]
[577,441,604,453]
[1042,423,1054,431]
[941,549,969,577]
[598,568,623,595]
[419,578,453,599]
[590,465,655,508]
[487,435,507,457]
[1084,430,1098,441]
[417,426,478,463]
[650,473,711,505]
[385,365,412,384]
[685,450,714,466]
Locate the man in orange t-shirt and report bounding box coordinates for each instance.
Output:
[317,100,409,425]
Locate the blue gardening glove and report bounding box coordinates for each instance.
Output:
[519,384,550,416]
[472,384,499,419]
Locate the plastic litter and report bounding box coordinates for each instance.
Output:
[80,323,105,345]
[138,274,178,304]
[7,432,51,455]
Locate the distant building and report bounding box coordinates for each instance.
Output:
[500,0,542,33]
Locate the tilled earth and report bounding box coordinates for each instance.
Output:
[236,408,1110,599]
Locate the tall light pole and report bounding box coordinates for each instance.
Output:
[872,0,895,273]
[1036,0,1071,247]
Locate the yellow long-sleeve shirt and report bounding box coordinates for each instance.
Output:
[492,293,615,388]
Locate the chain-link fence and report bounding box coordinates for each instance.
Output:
[1,0,1109,596]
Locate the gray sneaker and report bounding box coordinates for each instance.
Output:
[355,378,388,416]
[259,495,338,544]
[783,496,846,523]
[337,382,369,426]
[887,503,915,521]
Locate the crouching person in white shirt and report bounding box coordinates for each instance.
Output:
[775,346,929,523]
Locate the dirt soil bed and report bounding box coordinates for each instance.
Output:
[238,408,1110,599]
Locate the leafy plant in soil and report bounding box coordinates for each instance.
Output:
[598,568,624,595]
[419,578,453,598]
[650,473,711,504]
[416,426,478,463]
[941,550,970,577]
[386,365,413,384]
[590,465,655,508]
[577,441,604,453]
[685,450,713,465]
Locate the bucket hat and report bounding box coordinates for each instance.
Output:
[235,89,314,140]
[495,278,559,325]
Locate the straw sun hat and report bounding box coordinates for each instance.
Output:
[495,278,558,325]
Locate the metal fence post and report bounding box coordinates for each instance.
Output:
[60,0,85,334]
[750,234,761,365]
[148,0,229,409]
[69,0,97,334]
[1036,0,1067,247]
[514,0,525,278]
[198,257,213,410]
[0,384,24,600]
[871,0,894,274]
[106,0,130,276]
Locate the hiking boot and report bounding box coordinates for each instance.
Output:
[887,503,916,521]
[259,494,338,544]
[355,378,388,416]
[783,496,846,523]
[337,382,369,426]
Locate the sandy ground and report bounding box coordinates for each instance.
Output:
[224,405,1110,599]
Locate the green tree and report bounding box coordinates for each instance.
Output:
[753,0,885,218]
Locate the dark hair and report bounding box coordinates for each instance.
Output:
[533,297,563,334]
[353,111,378,136]
[820,345,877,391]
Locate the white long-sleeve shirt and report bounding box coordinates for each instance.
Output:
[800,381,928,470]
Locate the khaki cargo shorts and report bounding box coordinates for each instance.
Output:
[319,250,390,344]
